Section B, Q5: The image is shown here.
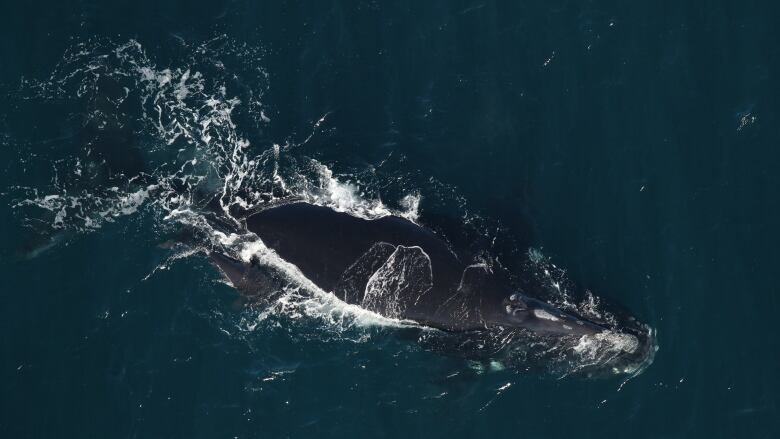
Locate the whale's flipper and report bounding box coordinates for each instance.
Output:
[333,242,397,304]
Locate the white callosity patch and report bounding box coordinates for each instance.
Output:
[533,309,560,321]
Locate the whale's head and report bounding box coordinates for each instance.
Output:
[494,292,658,377]
[498,292,605,337]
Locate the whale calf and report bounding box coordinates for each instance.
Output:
[206,201,656,375]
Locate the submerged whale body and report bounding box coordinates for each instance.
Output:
[209,202,656,374]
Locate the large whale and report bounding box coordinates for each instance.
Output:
[208,202,645,346]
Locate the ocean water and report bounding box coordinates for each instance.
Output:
[1,1,778,438]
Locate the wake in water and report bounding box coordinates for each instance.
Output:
[4,37,656,379]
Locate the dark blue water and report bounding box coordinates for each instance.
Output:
[2,1,779,438]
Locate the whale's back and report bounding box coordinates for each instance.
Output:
[245,202,464,297]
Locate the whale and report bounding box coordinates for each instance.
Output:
[204,201,657,375]
[210,202,620,337]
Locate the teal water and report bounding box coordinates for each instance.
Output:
[1,1,778,438]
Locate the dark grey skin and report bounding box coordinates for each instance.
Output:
[210,202,607,337]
